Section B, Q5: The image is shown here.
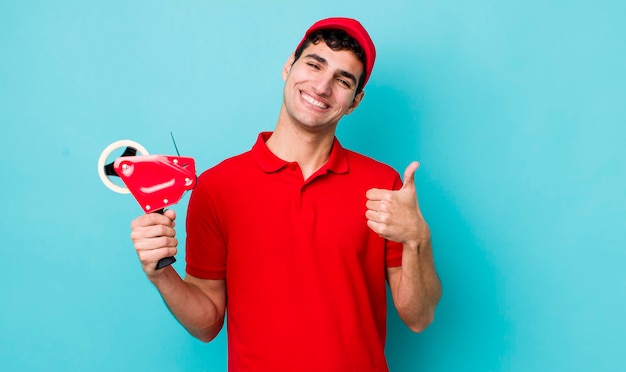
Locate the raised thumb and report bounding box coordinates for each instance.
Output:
[401,161,420,190]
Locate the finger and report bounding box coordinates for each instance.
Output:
[366,188,392,201]
[134,235,178,251]
[131,212,175,230]
[366,218,380,233]
[366,219,388,238]
[138,246,178,268]
[365,199,389,213]
[365,209,381,223]
[163,209,177,221]
[366,207,393,224]
[131,223,176,241]
[148,211,176,226]
[400,161,420,191]
[144,224,176,238]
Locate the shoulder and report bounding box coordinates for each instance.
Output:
[197,150,254,183]
[189,150,256,201]
[344,148,399,176]
[189,150,255,208]
[342,148,402,189]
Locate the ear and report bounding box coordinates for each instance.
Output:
[282,54,295,81]
[346,90,365,115]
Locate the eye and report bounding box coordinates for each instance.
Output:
[337,78,352,89]
[307,62,320,70]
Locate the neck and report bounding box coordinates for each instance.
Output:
[267,106,337,180]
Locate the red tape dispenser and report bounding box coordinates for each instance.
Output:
[98,138,197,269]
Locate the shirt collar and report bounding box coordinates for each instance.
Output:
[252,132,348,175]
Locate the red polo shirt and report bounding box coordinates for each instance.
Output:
[186,132,403,371]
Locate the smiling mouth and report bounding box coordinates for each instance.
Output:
[301,92,329,109]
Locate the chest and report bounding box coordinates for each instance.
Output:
[225,172,371,244]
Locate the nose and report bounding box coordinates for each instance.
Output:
[311,73,332,96]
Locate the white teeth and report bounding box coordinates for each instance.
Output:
[302,93,328,109]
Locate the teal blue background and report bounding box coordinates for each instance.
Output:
[1,1,624,371]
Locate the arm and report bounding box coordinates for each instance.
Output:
[386,237,441,332]
[366,161,442,332]
[130,210,226,342]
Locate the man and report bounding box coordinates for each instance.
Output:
[130,17,442,371]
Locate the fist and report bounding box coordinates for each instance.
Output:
[130,209,178,276]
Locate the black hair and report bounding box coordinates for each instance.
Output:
[293,29,367,94]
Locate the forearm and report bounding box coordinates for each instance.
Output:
[391,237,442,332]
[148,267,224,342]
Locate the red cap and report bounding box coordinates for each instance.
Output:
[295,17,376,89]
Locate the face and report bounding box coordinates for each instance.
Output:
[281,41,365,133]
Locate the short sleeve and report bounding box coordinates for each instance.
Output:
[185,171,227,279]
[385,241,403,268]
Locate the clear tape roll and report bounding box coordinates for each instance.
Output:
[97,139,149,194]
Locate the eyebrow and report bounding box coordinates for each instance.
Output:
[303,53,358,85]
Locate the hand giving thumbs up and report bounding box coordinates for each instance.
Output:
[365,161,430,246]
